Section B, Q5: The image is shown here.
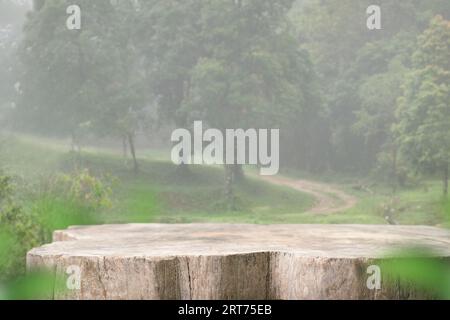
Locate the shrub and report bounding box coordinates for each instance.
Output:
[0,172,40,282]
[30,169,116,243]
[41,169,116,210]
[0,168,116,283]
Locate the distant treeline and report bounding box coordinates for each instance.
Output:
[0,0,449,193]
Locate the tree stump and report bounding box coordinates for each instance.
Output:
[27,224,450,300]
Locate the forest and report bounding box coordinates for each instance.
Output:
[0,0,449,300]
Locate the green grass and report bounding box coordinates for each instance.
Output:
[1,134,449,299]
[335,182,448,226]
[2,134,449,300]
[279,167,449,226]
[1,135,315,225]
[70,154,315,224]
[0,134,316,292]
[3,134,449,226]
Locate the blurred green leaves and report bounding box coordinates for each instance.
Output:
[0,271,68,300]
[380,248,450,299]
[0,166,112,297]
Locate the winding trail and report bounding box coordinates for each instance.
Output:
[259,175,357,214]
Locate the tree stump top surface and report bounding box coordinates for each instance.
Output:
[29,224,450,259]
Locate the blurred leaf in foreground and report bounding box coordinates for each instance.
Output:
[0,271,67,300]
[380,247,450,299]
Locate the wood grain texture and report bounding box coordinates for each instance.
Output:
[27,224,450,300]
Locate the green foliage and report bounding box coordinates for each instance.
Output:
[355,59,406,146]
[15,0,147,147]
[49,169,116,210]
[442,197,450,227]
[0,171,40,282]
[292,0,450,173]
[379,248,450,299]
[136,0,203,127]
[0,162,115,283]
[395,16,450,193]
[0,271,67,300]
[185,0,309,125]
[6,0,450,182]
[29,168,116,242]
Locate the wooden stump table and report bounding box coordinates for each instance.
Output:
[27,224,450,300]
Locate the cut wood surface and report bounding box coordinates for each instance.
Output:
[27,224,450,300]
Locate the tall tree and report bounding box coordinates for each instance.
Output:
[0,0,30,127]
[137,0,203,127]
[354,58,407,191]
[184,0,320,208]
[16,0,109,141]
[395,15,450,195]
[292,0,450,173]
[135,0,204,175]
[88,0,148,173]
[16,0,147,173]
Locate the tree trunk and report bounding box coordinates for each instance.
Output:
[70,132,76,153]
[232,142,245,182]
[122,135,128,165]
[70,132,82,168]
[173,118,191,177]
[232,164,245,182]
[127,133,138,174]
[444,163,449,196]
[392,144,398,195]
[175,163,191,178]
[224,165,236,211]
[28,224,448,300]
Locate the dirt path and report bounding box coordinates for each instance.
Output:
[259,175,357,214]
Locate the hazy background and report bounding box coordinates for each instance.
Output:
[0,0,449,299]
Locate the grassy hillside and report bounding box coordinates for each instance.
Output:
[3,134,448,226]
[281,168,450,226]
[1,134,449,298]
[1,135,315,225]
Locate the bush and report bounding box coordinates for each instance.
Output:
[371,150,420,189]
[43,169,115,210]
[0,168,116,283]
[30,169,116,243]
[0,172,40,282]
